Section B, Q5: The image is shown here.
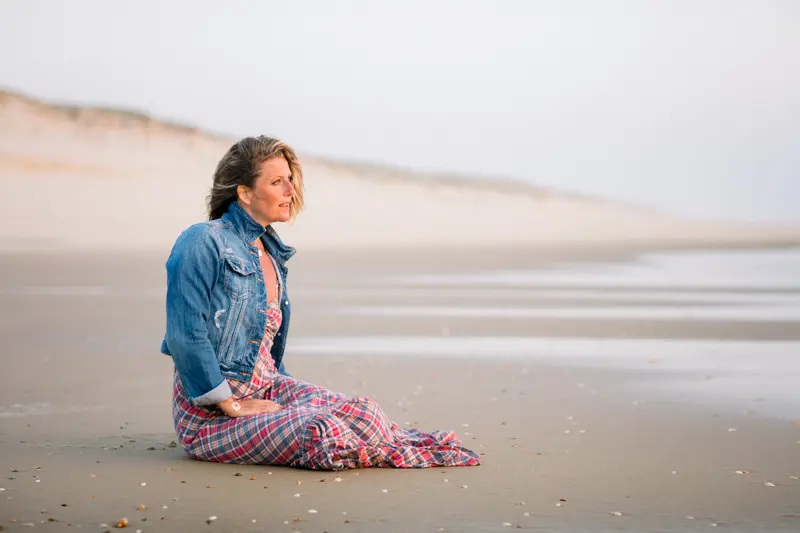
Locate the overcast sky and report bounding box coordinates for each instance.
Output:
[2,0,798,222]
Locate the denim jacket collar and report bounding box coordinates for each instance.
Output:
[221,201,296,265]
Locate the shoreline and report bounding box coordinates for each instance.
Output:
[2,237,799,265]
[2,231,800,257]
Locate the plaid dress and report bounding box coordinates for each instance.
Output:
[171,267,481,470]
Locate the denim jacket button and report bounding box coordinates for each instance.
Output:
[285,301,289,305]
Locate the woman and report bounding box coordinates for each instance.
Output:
[160,136,480,470]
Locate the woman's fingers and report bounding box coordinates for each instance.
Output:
[231,399,283,416]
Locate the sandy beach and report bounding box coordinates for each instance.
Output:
[2,246,799,532]
[1,91,799,532]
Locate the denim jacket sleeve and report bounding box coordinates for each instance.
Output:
[165,224,233,406]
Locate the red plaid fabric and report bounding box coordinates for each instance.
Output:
[171,293,480,470]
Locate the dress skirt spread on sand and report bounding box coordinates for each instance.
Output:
[171,279,480,470]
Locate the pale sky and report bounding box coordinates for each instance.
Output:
[2,0,798,222]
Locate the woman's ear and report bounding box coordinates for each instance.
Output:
[237,184,252,205]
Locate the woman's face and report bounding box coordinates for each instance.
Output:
[238,156,296,226]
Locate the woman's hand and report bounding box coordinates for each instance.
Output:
[217,397,284,418]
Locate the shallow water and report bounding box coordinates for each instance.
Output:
[292,335,800,419]
[384,247,800,290]
[310,248,800,419]
[362,247,800,323]
[334,304,800,321]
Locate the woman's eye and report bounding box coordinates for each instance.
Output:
[272,180,281,185]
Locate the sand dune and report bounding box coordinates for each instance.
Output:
[2,88,798,252]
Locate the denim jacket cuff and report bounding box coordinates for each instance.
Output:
[191,379,233,407]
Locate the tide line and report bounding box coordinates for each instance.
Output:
[332,305,800,322]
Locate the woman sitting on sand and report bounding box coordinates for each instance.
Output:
[160,136,480,470]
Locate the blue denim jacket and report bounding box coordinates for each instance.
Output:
[160,201,295,406]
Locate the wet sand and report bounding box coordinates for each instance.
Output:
[1,245,799,532]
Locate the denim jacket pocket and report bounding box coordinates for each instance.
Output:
[217,296,248,367]
[222,253,257,300]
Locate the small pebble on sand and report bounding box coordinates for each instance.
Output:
[334,477,343,482]
[206,516,217,525]
[790,476,799,480]
[685,516,695,520]
[382,489,389,493]
[461,485,468,489]
[610,511,623,517]
[728,428,737,432]
[293,493,301,498]
[502,523,512,527]
[139,482,146,487]
[671,471,678,475]
[523,512,530,517]
[308,509,317,514]
[764,482,776,487]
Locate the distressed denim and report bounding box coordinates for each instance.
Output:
[160,201,295,406]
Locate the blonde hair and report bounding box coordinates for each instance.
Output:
[207,136,305,221]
